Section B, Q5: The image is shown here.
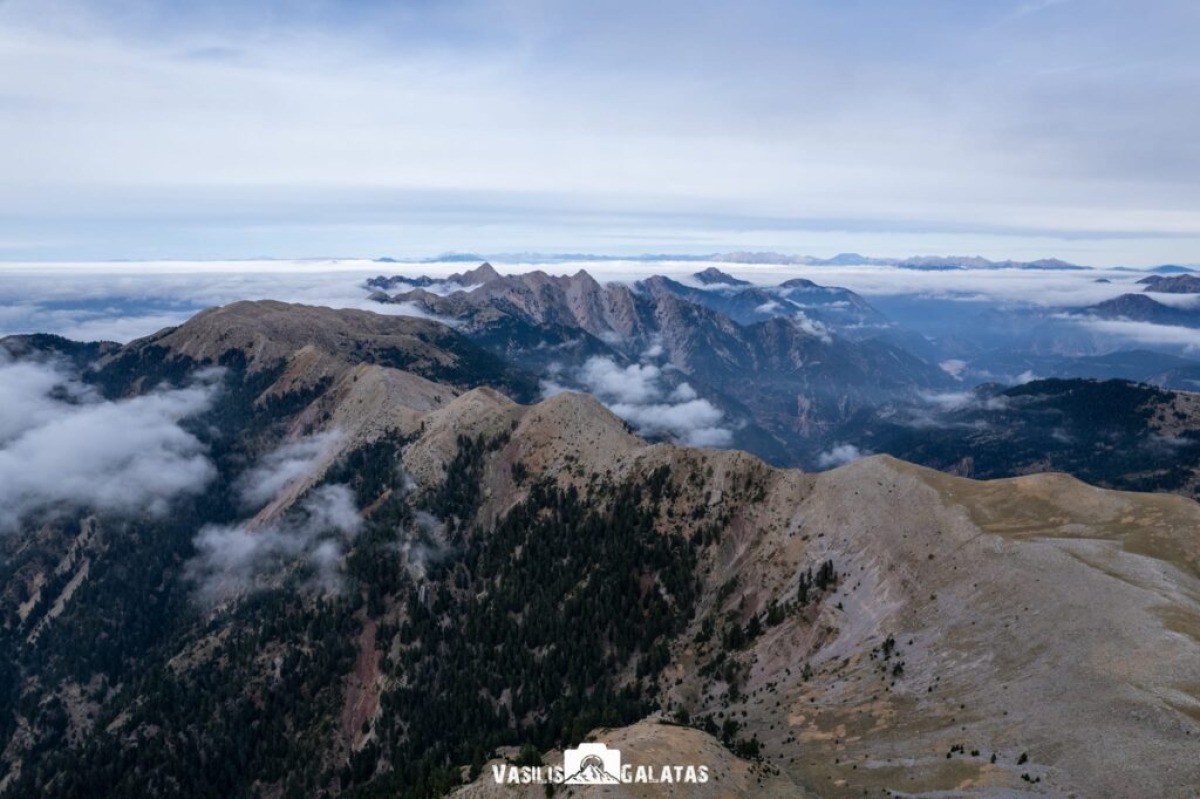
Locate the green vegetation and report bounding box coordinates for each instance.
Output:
[1,397,702,798]
[1,357,369,798]
[357,470,700,797]
[858,378,1200,494]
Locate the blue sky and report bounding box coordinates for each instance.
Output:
[1,0,1198,265]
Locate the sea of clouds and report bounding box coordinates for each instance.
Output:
[1,259,1195,347]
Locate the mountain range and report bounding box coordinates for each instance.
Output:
[369,264,953,465]
[383,252,1200,272]
[1,298,1198,798]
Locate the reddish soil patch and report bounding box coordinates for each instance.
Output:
[340,619,381,748]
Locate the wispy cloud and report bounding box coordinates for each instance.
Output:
[237,430,345,509]
[1070,317,1200,352]
[0,356,218,531]
[186,483,362,605]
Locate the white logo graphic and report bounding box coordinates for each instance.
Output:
[562,743,621,785]
[489,742,708,785]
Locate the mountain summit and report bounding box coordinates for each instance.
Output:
[693,266,750,286]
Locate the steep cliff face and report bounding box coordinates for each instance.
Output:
[375,265,952,463]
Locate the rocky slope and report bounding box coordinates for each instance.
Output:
[451,720,809,798]
[419,388,1200,798]
[2,301,1198,798]
[369,263,952,464]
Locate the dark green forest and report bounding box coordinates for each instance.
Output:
[0,354,704,798]
[856,378,1200,493]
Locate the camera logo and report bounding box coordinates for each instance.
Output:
[562,743,622,785]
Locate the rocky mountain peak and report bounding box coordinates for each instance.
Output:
[448,261,503,286]
[693,266,750,286]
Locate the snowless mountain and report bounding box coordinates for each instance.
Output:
[1,300,1198,797]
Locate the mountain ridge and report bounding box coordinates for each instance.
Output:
[3,299,1199,798]
[370,265,952,464]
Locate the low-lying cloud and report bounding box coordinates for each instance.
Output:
[397,511,456,583]
[793,311,832,343]
[919,390,1012,413]
[187,483,362,605]
[237,430,345,509]
[0,356,218,531]
[0,262,459,344]
[0,261,1189,352]
[543,354,734,447]
[817,443,870,468]
[767,265,1156,309]
[867,389,1014,433]
[1069,317,1200,352]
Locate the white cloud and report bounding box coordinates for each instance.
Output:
[939,358,967,379]
[237,430,345,509]
[0,357,218,531]
[1142,292,1200,309]
[550,354,734,448]
[817,443,869,468]
[919,391,977,411]
[641,341,665,359]
[735,265,1151,308]
[1069,317,1200,352]
[54,311,195,343]
[668,383,698,401]
[0,261,457,343]
[919,390,1011,413]
[793,311,832,343]
[608,398,733,448]
[0,357,96,444]
[187,483,362,605]
[576,358,665,404]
